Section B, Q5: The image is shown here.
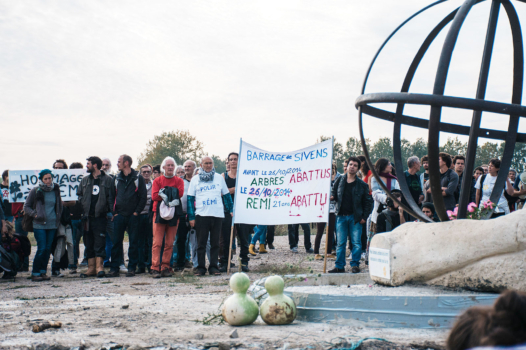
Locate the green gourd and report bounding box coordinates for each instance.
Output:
[260,275,297,325]
[221,272,259,326]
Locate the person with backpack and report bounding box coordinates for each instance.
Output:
[77,156,115,278]
[475,158,515,218]
[375,189,406,234]
[24,169,63,282]
[151,156,184,278]
[107,154,147,278]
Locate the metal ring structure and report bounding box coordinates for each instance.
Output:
[356,0,525,222]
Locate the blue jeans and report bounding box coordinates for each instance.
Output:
[251,225,267,245]
[111,214,139,271]
[335,215,362,268]
[171,221,191,267]
[32,229,56,276]
[71,219,83,267]
[15,216,27,235]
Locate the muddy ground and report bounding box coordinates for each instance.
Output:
[0,235,447,350]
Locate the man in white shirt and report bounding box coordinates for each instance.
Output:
[475,158,515,217]
[187,157,233,276]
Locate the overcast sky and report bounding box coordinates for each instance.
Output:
[1,0,525,171]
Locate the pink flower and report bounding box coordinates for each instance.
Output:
[447,210,454,218]
[453,207,458,216]
[467,203,477,213]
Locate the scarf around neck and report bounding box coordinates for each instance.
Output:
[38,181,55,192]
[378,172,397,192]
[199,167,215,182]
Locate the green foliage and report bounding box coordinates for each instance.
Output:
[138,130,204,167]
[210,155,227,174]
[322,135,526,174]
[317,136,346,173]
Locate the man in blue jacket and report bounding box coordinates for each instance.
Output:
[107,155,147,278]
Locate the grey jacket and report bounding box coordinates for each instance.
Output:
[24,184,63,228]
[77,171,115,218]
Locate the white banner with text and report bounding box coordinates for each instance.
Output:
[7,170,87,203]
[233,139,333,225]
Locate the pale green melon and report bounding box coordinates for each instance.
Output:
[260,275,297,325]
[221,273,259,326]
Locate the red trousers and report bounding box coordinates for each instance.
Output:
[152,212,178,272]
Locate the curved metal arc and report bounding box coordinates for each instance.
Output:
[428,0,479,221]
[360,104,526,142]
[486,0,524,215]
[458,0,501,219]
[356,92,526,117]
[358,1,452,222]
[359,0,448,95]
[392,7,460,222]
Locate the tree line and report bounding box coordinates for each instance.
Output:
[138,130,526,175]
[322,135,526,174]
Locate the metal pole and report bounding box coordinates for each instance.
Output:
[228,138,244,274]
[428,0,478,221]
[458,0,500,219]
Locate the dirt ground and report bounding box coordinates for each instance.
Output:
[0,235,447,350]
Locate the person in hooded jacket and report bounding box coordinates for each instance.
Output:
[24,169,63,282]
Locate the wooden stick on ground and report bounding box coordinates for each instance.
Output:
[32,321,62,333]
[323,223,329,273]
[227,225,234,274]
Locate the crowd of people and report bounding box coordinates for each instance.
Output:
[321,152,526,274]
[1,150,525,280]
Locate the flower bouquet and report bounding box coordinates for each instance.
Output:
[447,200,495,220]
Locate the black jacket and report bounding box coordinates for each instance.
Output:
[155,187,183,227]
[114,169,147,216]
[77,171,114,218]
[376,209,401,234]
[332,175,373,222]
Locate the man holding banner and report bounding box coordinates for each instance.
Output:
[329,157,372,274]
[233,139,334,269]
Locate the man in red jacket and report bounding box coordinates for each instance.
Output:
[151,157,184,278]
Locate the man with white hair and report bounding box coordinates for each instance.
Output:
[150,157,184,278]
[187,156,233,276]
[402,156,423,221]
[107,154,147,278]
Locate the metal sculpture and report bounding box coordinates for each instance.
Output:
[356,0,526,222]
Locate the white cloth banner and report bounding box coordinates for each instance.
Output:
[8,170,87,203]
[233,139,333,225]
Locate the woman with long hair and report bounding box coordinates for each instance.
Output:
[24,169,63,282]
[366,158,400,264]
